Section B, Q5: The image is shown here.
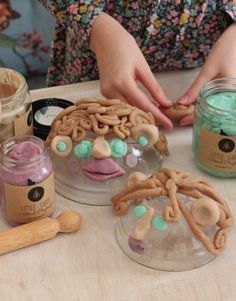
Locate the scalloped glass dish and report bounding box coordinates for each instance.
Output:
[52,141,163,205]
[115,197,215,271]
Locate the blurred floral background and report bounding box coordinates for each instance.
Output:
[0,0,54,88]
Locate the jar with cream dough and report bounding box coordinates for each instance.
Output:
[0,68,32,143]
[193,78,236,177]
[0,135,55,224]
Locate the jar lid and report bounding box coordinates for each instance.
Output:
[32,98,73,140]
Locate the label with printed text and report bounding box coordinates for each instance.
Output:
[198,128,236,172]
[4,172,55,223]
[14,107,33,136]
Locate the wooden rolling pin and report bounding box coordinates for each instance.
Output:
[0,210,81,255]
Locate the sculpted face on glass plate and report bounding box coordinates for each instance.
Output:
[46,98,168,204]
[112,168,234,271]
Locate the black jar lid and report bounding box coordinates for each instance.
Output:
[32,98,73,140]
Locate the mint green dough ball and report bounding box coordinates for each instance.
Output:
[74,140,92,158]
[56,141,67,152]
[133,205,147,218]
[110,138,127,158]
[152,216,168,231]
[138,136,149,146]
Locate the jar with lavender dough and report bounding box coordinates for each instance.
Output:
[193,78,236,177]
[0,135,55,224]
[0,68,32,143]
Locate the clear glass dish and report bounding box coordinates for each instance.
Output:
[52,141,163,205]
[115,197,215,271]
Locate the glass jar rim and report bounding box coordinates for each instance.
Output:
[199,77,236,114]
[0,135,48,169]
[0,67,28,104]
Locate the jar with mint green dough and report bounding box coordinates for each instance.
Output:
[193,78,236,177]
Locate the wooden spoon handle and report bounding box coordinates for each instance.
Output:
[0,211,81,255]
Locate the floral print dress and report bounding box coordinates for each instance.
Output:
[39,0,236,87]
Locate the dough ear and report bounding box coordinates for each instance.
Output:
[131,124,159,148]
[190,197,220,227]
[51,135,73,157]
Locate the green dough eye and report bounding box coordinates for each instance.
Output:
[133,205,147,218]
[74,140,92,158]
[56,141,67,152]
[152,216,168,231]
[138,135,149,146]
[109,138,127,158]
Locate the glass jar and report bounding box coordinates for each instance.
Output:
[193,78,236,177]
[0,135,55,224]
[0,68,32,144]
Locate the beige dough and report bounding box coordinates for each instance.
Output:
[161,104,194,120]
[127,172,148,187]
[190,197,220,227]
[92,136,111,159]
[51,135,73,157]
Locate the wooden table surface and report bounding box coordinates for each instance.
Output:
[0,69,235,301]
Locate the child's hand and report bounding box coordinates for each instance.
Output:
[90,13,173,130]
[177,23,236,126]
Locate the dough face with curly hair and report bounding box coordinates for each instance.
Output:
[112,168,233,258]
[46,98,169,205]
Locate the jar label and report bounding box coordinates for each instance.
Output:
[198,128,236,171]
[4,172,55,223]
[14,106,33,136]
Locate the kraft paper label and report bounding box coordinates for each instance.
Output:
[14,107,33,136]
[4,172,55,223]
[198,128,236,172]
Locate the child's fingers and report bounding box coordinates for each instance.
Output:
[136,65,172,108]
[179,113,194,126]
[100,75,173,129]
[100,85,127,102]
[123,78,173,130]
[177,70,214,105]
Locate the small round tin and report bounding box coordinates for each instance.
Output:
[32,98,73,140]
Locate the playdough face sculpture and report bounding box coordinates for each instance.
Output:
[112,168,233,271]
[46,98,169,205]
